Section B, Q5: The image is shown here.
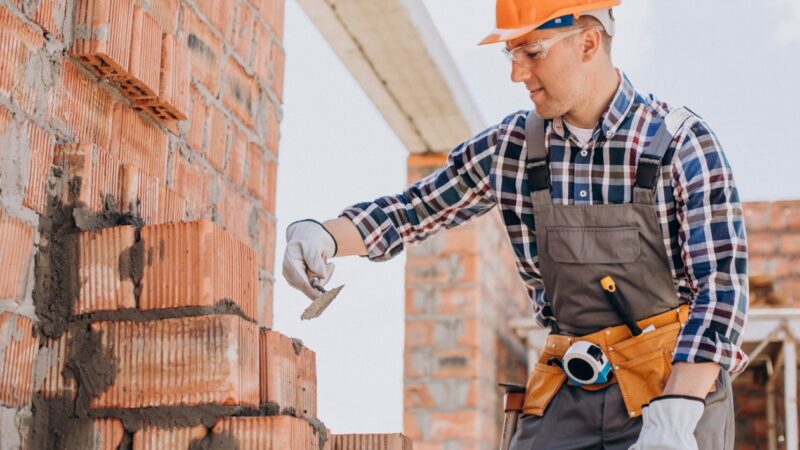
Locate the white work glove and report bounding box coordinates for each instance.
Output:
[628,395,705,450]
[282,219,338,300]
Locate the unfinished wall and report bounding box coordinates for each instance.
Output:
[403,154,528,450]
[0,0,384,448]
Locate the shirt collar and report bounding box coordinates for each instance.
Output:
[551,70,636,141]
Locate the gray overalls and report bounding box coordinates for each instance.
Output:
[509,109,735,450]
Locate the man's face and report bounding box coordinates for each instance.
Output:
[506,27,589,119]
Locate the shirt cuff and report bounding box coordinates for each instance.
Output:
[672,322,749,373]
[339,202,404,262]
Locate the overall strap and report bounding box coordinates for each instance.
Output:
[633,107,697,204]
[525,110,552,206]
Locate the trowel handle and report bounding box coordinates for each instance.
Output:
[600,276,642,337]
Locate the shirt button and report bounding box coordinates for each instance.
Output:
[579,190,588,198]
[606,130,614,138]
[580,150,588,157]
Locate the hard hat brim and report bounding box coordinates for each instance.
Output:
[478,25,539,46]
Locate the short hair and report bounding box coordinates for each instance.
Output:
[577,15,613,54]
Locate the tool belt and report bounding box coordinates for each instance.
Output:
[522,304,714,418]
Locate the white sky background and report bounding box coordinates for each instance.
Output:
[273,0,800,434]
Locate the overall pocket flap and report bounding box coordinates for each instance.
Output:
[522,363,567,416]
[547,226,641,264]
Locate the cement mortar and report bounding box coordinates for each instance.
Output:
[188,431,239,450]
[91,406,241,432]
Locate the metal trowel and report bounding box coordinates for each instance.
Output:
[300,277,344,320]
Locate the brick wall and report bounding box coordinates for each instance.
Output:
[403,154,528,450]
[0,1,411,448]
[744,200,800,303]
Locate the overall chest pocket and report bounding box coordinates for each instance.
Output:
[546,226,641,264]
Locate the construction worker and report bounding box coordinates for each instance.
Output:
[282,0,747,448]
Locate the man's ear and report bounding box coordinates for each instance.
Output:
[581,28,602,62]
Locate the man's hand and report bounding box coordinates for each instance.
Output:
[628,395,705,450]
[282,219,338,300]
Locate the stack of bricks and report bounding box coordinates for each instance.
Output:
[0,0,410,448]
[403,154,528,449]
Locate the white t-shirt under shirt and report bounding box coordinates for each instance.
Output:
[563,120,594,147]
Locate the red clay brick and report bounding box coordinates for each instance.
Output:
[0,7,44,114]
[253,21,272,85]
[111,103,168,180]
[254,211,276,273]
[227,127,248,188]
[139,221,258,319]
[116,5,160,101]
[246,144,264,199]
[119,164,160,223]
[38,331,76,399]
[134,0,179,34]
[212,416,320,450]
[90,314,259,409]
[94,419,125,450]
[266,99,279,157]
[207,106,229,172]
[187,86,208,152]
[0,216,35,300]
[259,330,317,418]
[196,0,234,39]
[53,60,113,150]
[0,312,37,406]
[233,2,255,65]
[185,9,222,95]
[131,31,191,122]
[742,202,771,233]
[133,425,207,450]
[263,157,277,213]
[216,182,253,243]
[768,200,800,231]
[256,0,285,39]
[222,57,257,129]
[71,0,135,79]
[259,278,273,328]
[268,40,285,101]
[780,232,800,255]
[158,185,187,223]
[22,121,56,214]
[55,143,120,211]
[172,155,209,216]
[75,225,137,314]
[26,0,68,42]
[330,434,414,450]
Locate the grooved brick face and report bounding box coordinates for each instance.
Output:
[122,5,160,100]
[133,425,207,450]
[269,40,285,101]
[212,416,321,450]
[171,154,211,218]
[207,106,229,172]
[188,86,208,153]
[39,331,76,399]
[22,121,56,214]
[223,57,258,129]
[195,0,234,39]
[330,434,414,450]
[234,2,256,65]
[0,7,45,116]
[54,143,120,212]
[93,419,125,450]
[91,314,259,409]
[53,60,114,150]
[256,0,285,39]
[119,164,160,223]
[12,0,69,42]
[134,0,179,35]
[227,127,248,188]
[75,225,137,315]
[111,103,168,180]
[185,8,222,95]
[0,312,37,407]
[216,182,254,244]
[0,216,35,301]
[259,330,317,418]
[71,0,135,79]
[139,221,258,319]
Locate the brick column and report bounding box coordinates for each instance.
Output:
[403,154,529,450]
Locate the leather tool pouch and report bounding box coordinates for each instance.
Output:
[522,305,713,418]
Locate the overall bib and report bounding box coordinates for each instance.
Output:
[509,110,735,450]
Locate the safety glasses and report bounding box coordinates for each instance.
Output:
[502,26,599,66]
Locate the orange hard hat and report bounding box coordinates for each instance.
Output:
[479,0,621,46]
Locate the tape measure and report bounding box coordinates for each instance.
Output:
[562,341,613,386]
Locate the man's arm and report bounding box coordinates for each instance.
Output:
[667,117,749,390]
[323,216,367,257]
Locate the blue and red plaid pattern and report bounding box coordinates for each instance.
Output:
[339,73,749,373]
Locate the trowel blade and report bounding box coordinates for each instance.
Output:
[301,285,344,320]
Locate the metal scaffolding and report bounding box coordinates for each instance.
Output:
[509,307,800,449]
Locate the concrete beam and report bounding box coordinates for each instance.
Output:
[296,0,484,154]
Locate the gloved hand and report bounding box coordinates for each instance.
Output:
[282,219,338,300]
[628,395,705,450]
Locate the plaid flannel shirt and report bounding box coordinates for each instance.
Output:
[339,73,749,373]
